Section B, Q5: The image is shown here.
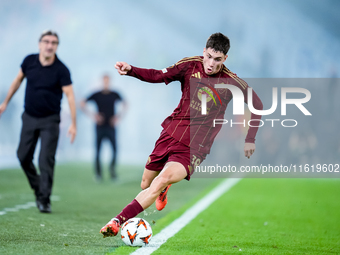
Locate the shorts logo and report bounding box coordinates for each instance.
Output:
[188,165,194,175]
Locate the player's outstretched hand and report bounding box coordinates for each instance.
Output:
[115,62,131,75]
[244,143,255,159]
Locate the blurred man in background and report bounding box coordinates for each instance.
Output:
[80,74,127,182]
[0,30,77,213]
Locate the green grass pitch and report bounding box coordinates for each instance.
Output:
[1,164,339,254]
[0,163,217,254]
[149,178,340,255]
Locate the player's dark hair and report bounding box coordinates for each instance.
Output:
[39,30,59,43]
[206,33,230,55]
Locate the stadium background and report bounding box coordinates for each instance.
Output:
[0,0,339,170]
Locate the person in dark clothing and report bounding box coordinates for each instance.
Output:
[81,74,127,181]
[0,30,77,213]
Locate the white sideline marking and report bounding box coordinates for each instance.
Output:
[0,202,36,216]
[130,178,241,255]
[0,195,60,216]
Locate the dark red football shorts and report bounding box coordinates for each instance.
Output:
[145,130,206,180]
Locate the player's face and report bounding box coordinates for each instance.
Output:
[39,35,59,58]
[203,48,227,75]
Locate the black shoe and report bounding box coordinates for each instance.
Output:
[36,200,51,213]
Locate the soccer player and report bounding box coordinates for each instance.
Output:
[80,74,127,181]
[100,32,263,237]
[0,30,76,213]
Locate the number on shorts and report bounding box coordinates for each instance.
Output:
[191,155,201,169]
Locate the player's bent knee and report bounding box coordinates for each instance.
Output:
[160,162,187,183]
[140,180,150,190]
[152,175,171,193]
[140,168,159,190]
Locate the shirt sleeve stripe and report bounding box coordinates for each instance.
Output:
[222,67,248,89]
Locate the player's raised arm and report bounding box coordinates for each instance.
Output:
[115,60,183,84]
[115,62,131,75]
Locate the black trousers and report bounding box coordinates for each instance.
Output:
[17,112,60,204]
[95,125,117,179]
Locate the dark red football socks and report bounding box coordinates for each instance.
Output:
[116,199,144,225]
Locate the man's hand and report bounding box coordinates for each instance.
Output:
[244,143,256,159]
[0,103,7,118]
[110,115,120,127]
[115,62,131,75]
[67,123,77,144]
[94,113,105,125]
[62,85,77,144]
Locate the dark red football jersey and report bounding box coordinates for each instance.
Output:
[127,56,263,154]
